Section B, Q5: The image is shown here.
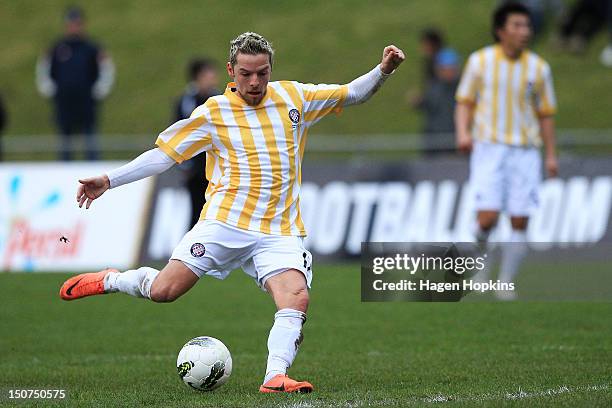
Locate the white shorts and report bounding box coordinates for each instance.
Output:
[171,220,313,290]
[469,141,541,216]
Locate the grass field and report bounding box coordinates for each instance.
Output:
[0,263,610,407]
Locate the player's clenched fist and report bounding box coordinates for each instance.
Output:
[77,174,110,209]
[380,45,405,74]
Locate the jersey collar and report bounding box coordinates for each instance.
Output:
[494,44,527,63]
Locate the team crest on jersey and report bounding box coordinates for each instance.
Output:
[190,243,206,257]
[288,109,300,124]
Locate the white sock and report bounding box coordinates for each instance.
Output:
[498,230,528,284]
[104,267,159,299]
[264,308,306,383]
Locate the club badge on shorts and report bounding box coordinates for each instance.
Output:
[190,243,206,257]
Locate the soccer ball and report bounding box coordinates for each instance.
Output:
[176,336,232,391]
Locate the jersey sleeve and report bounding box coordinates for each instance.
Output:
[535,62,557,116]
[455,53,480,105]
[298,82,349,126]
[155,106,213,164]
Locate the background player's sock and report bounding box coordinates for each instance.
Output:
[475,226,492,282]
[264,308,306,383]
[498,230,528,283]
[475,226,491,246]
[104,267,159,299]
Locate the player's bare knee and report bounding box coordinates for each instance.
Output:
[269,281,309,312]
[291,286,309,312]
[478,213,499,230]
[480,219,497,230]
[510,217,529,230]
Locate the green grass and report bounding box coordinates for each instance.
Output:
[0,0,611,139]
[0,263,610,407]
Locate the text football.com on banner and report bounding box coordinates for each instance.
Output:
[143,158,612,261]
[0,163,154,272]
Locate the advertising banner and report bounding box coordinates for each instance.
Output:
[0,163,154,272]
[140,156,612,260]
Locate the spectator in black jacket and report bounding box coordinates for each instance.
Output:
[36,6,114,161]
[414,48,460,156]
[174,58,220,228]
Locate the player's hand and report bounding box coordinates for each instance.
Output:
[545,155,559,178]
[77,175,110,209]
[456,132,473,153]
[380,45,405,74]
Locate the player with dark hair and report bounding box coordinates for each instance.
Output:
[455,2,558,299]
[60,32,405,392]
[176,58,220,122]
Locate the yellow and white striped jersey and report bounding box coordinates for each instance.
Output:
[456,45,556,147]
[156,80,348,236]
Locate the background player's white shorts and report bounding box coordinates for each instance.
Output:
[470,141,541,216]
[171,220,313,290]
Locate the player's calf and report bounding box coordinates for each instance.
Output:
[149,283,184,303]
[148,260,199,302]
[60,261,198,302]
[262,271,310,386]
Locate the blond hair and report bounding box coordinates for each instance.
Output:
[229,32,274,67]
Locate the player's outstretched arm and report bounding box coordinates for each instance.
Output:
[345,45,405,106]
[76,148,175,209]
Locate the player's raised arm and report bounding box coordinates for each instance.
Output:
[344,45,405,106]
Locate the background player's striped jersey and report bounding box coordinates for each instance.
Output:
[456,45,556,147]
[156,81,348,236]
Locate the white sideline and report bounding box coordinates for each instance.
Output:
[279,383,609,408]
[424,384,609,404]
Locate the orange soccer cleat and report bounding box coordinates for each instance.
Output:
[259,374,314,394]
[59,268,118,301]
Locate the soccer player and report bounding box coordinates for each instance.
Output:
[60,32,405,392]
[455,3,558,300]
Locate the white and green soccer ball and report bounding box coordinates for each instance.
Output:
[176,336,232,391]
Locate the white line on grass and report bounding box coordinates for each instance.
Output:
[423,383,610,404]
[278,383,610,408]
